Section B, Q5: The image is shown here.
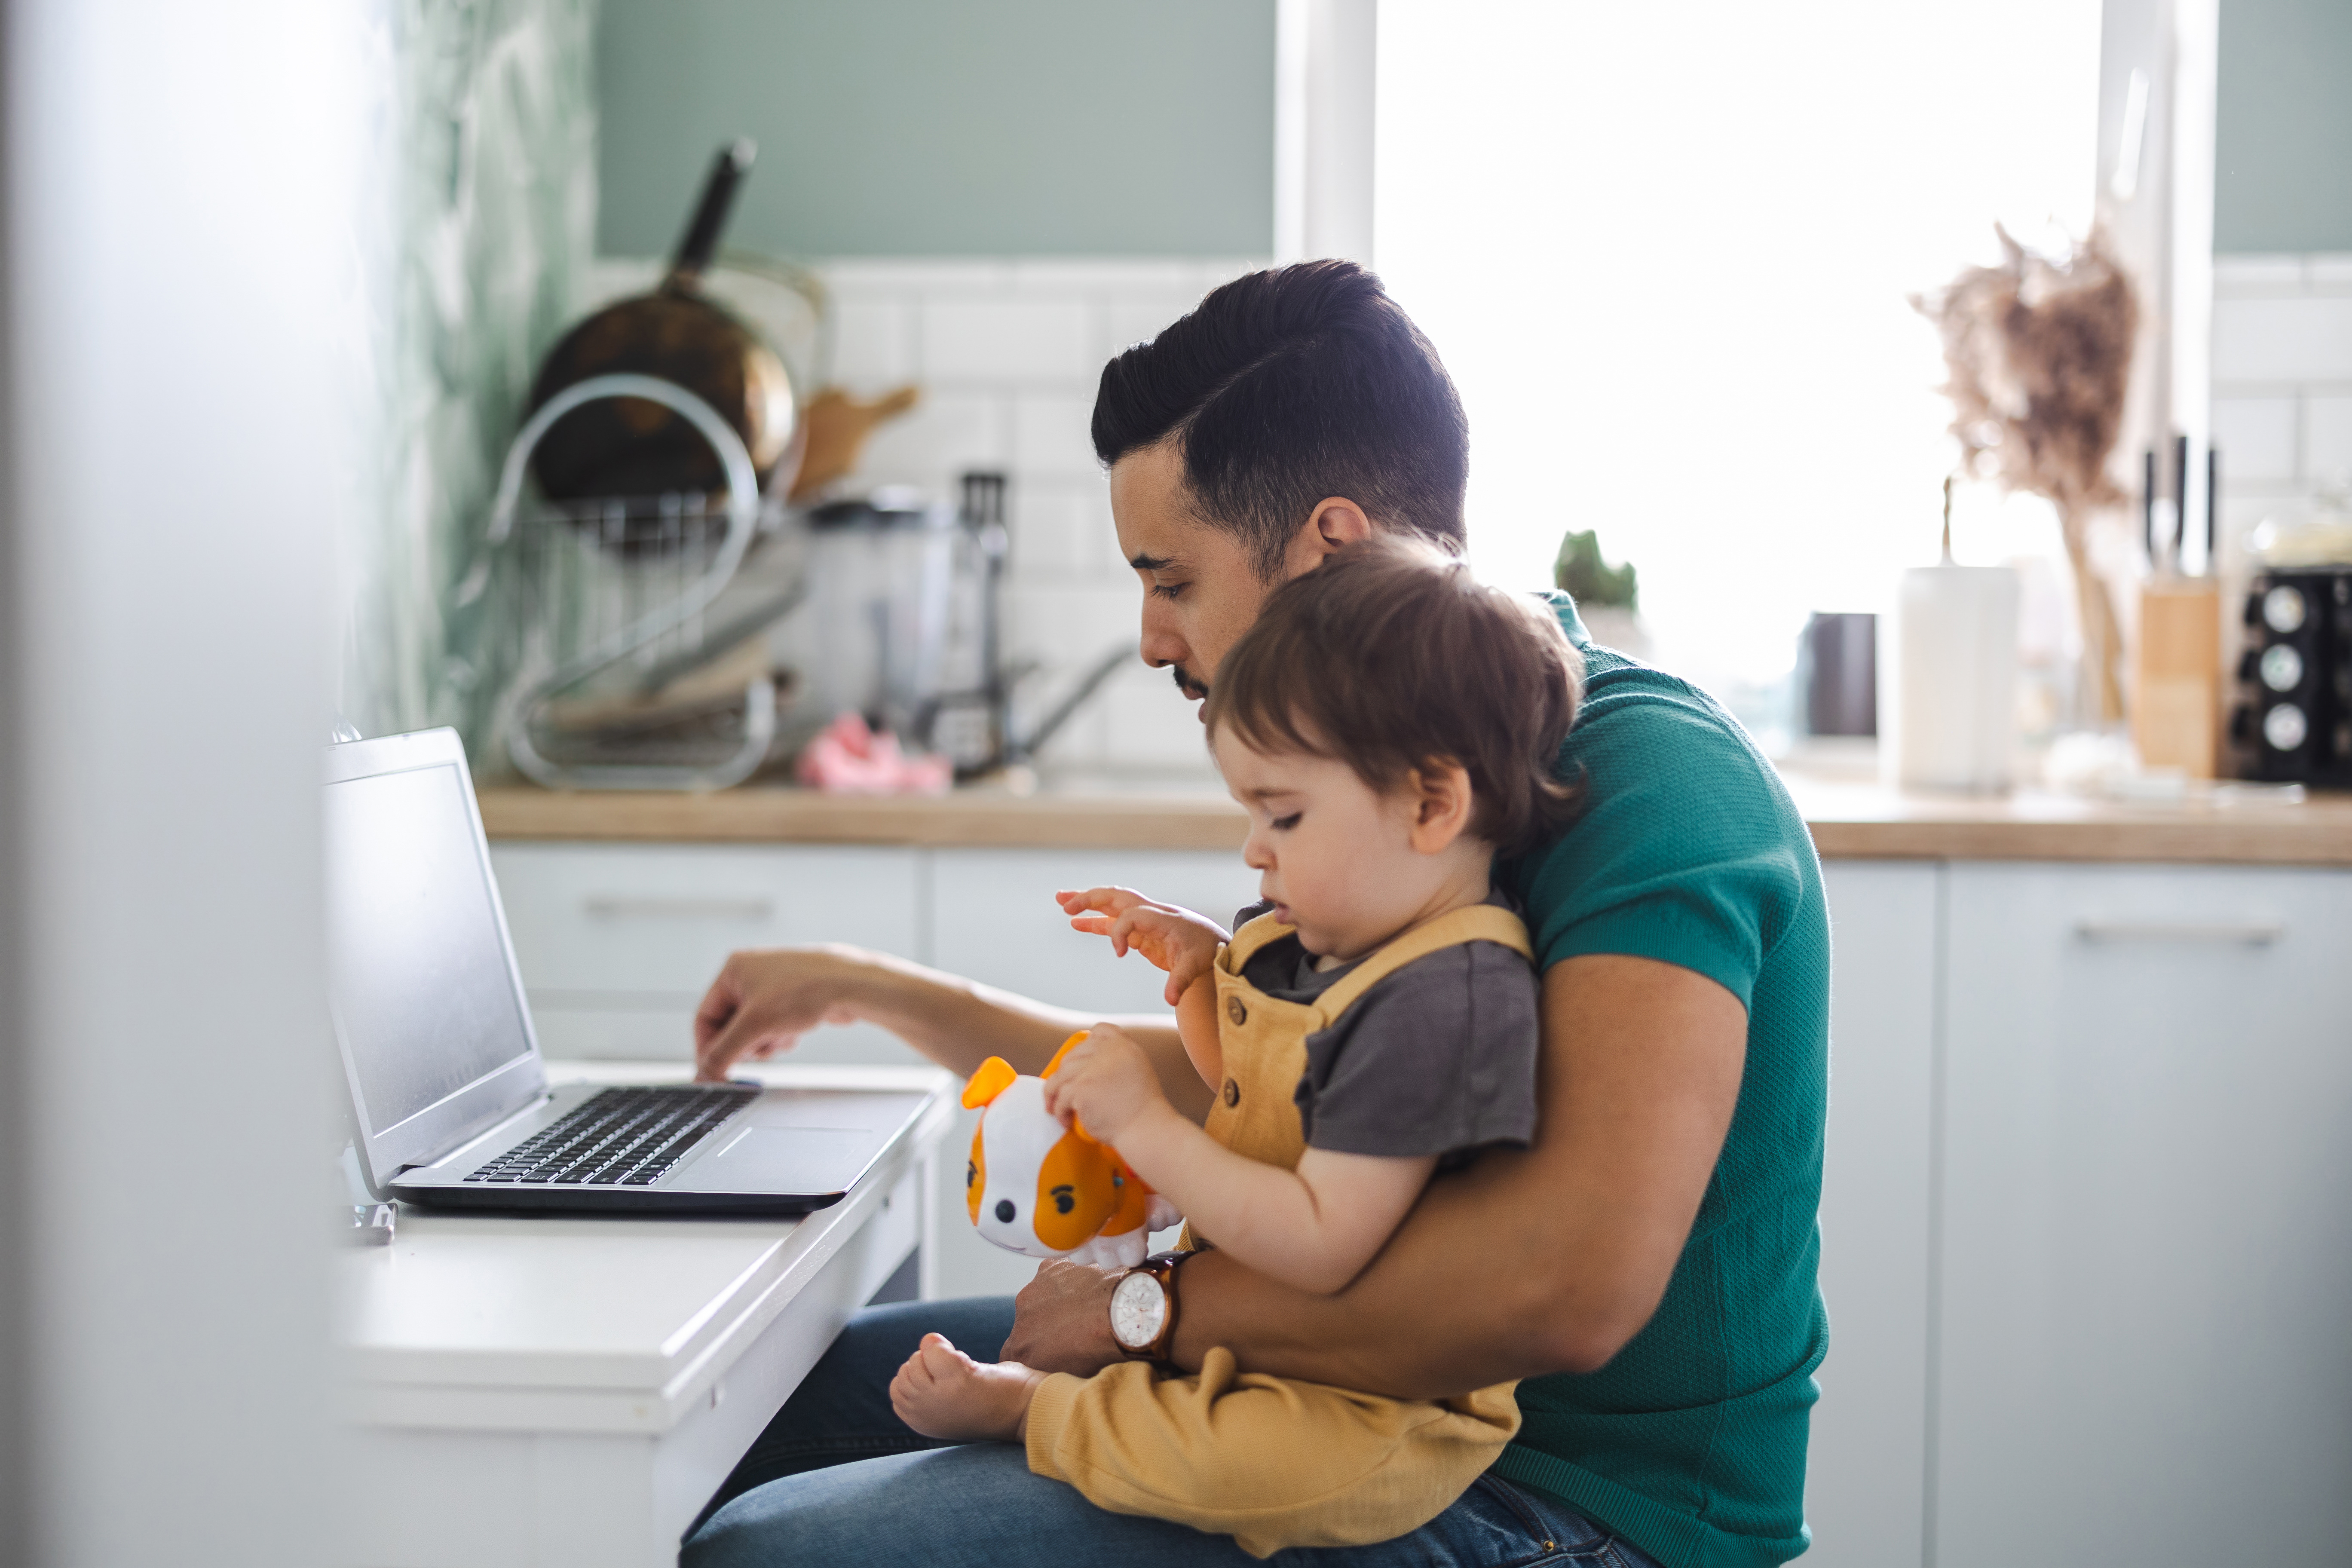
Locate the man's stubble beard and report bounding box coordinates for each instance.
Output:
[1171,665,1209,703]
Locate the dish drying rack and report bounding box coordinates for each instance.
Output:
[463,374,795,790]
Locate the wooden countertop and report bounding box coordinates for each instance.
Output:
[476,774,2352,866]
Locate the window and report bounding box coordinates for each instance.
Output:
[1376,1,2101,737]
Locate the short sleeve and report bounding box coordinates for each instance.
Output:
[1294,942,1540,1160]
[1501,639,1813,1011]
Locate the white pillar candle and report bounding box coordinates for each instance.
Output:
[1879,564,2021,792]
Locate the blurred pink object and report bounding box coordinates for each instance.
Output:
[794,713,953,796]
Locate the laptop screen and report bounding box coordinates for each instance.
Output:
[324,759,536,1139]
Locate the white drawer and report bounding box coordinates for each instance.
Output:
[489,842,922,1002]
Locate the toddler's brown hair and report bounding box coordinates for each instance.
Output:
[1203,535,1584,858]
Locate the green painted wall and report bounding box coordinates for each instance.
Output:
[2217,0,2352,252]
[595,0,1275,258]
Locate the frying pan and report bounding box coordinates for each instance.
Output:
[524,139,799,506]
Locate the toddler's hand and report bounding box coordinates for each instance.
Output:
[1056,887,1230,1006]
[1041,1024,1167,1144]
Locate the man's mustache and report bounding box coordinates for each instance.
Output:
[1171,665,1209,701]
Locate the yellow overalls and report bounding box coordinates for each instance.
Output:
[1021,903,1534,1557]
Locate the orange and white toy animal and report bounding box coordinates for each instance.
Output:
[963,1033,1179,1269]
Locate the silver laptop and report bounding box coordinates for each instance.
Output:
[326,726,926,1216]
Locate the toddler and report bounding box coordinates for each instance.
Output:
[891,536,1583,1555]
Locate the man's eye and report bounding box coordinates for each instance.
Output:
[1150,580,1188,600]
[1270,812,1302,831]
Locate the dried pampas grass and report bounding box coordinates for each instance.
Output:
[1914,226,2138,722]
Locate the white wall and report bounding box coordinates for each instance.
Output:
[0,2,367,1562]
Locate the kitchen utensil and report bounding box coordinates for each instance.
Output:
[1881,564,2020,792]
[2230,567,2352,785]
[2132,436,2220,778]
[486,374,778,790]
[778,490,959,743]
[525,140,798,510]
[789,386,922,504]
[2134,582,2220,777]
[1799,612,1877,737]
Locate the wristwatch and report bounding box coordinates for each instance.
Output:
[1109,1250,1191,1363]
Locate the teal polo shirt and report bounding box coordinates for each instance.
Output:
[1493,594,1830,1568]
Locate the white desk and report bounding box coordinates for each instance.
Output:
[340,1062,959,1568]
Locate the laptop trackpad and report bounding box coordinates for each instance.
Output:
[674,1126,877,1195]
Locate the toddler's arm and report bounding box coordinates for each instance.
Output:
[1047,1026,1436,1295]
[1057,887,1227,1091]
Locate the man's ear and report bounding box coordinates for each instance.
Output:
[1282,496,1374,578]
[1404,760,1476,854]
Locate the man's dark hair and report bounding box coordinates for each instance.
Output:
[1090,260,1470,580]
[1203,535,1583,859]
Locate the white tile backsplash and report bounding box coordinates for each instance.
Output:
[827,297,915,390]
[2211,296,2352,385]
[855,389,1008,488]
[2304,397,2352,486]
[918,297,1097,383]
[2211,255,2352,539]
[1011,390,1104,476]
[2210,395,2299,482]
[778,255,1263,773]
[2211,255,2306,291]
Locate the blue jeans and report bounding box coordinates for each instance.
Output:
[685,1297,1660,1568]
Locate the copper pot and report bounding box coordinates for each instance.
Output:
[525,140,796,504]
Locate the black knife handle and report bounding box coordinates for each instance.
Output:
[2172,432,2190,563]
[667,138,756,286]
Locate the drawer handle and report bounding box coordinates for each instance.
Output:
[583,895,776,921]
[2074,919,2284,946]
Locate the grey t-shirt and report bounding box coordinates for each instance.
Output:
[1231,894,1540,1169]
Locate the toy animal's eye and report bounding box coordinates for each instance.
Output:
[1051,1184,1076,1215]
[966,1160,977,1190]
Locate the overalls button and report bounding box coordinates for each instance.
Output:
[1223,1078,1240,1107]
[1227,996,1248,1026]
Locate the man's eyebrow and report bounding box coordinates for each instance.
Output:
[1127,552,1174,571]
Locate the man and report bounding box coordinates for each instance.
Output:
[684,261,1828,1568]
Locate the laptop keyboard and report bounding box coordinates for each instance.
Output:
[461,1084,760,1187]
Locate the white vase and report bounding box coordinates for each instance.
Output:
[1879,564,2021,792]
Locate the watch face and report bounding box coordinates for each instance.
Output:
[1110,1270,1168,1351]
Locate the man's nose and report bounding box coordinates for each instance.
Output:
[1137,605,1186,671]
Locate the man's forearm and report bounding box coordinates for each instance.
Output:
[1164,1156,1568,1398]
[836,949,1211,1122]
[1160,954,1748,1398]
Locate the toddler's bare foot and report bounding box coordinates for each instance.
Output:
[889,1332,1047,1442]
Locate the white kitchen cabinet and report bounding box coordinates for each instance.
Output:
[1807,863,1939,1568]
[1936,863,2352,1568]
[487,842,925,1065]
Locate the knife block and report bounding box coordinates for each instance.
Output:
[2132,578,2221,778]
